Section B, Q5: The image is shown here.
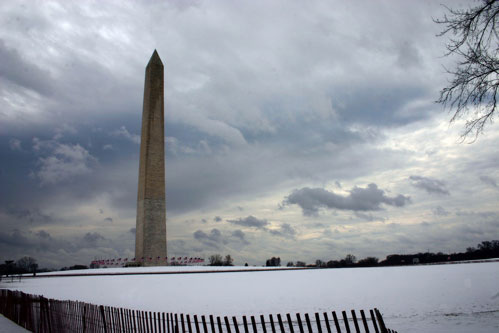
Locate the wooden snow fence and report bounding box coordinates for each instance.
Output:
[0,289,397,333]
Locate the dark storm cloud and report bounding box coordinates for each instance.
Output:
[455,210,498,220]
[0,229,75,253]
[227,216,269,229]
[193,229,225,249]
[354,212,386,222]
[479,175,497,188]
[231,229,250,245]
[36,230,51,239]
[433,206,450,217]
[409,176,450,195]
[82,232,106,246]
[333,81,428,126]
[9,138,22,151]
[0,39,53,95]
[193,228,252,249]
[6,207,53,224]
[282,184,410,216]
[268,223,296,239]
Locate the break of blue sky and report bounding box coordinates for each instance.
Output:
[1,0,498,268]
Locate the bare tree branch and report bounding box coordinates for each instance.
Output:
[434,0,499,140]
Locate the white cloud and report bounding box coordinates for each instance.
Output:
[9,138,22,151]
[33,141,97,185]
[111,126,140,144]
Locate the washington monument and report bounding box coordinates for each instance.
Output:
[135,50,167,266]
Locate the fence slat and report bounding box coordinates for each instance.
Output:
[186,315,193,333]
[100,305,107,333]
[332,312,341,333]
[351,311,360,333]
[260,315,267,333]
[202,315,208,333]
[374,309,387,333]
[315,313,323,333]
[250,316,258,333]
[322,312,331,333]
[276,314,285,333]
[194,315,200,333]
[233,316,240,333]
[224,316,232,333]
[216,316,223,333]
[269,314,276,333]
[341,311,350,333]
[242,316,249,333]
[286,313,294,333]
[360,310,369,333]
[295,313,304,333]
[130,308,135,333]
[209,315,216,333]
[181,313,186,333]
[304,313,312,333]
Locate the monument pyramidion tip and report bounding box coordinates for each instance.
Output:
[147,49,163,67]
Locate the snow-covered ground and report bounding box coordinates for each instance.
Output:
[2,262,499,332]
[0,315,28,333]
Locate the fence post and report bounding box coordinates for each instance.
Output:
[341,311,350,333]
[99,305,107,333]
[194,314,200,333]
[304,314,313,333]
[250,316,258,333]
[216,316,223,333]
[209,315,216,333]
[233,316,241,333]
[45,297,52,333]
[374,309,387,333]
[269,314,276,333]
[295,313,304,333]
[184,314,191,333]
[201,315,208,333]
[359,310,369,333]
[315,313,323,333]
[242,316,249,333]
[369,310,379,333]
[350,310,360,333]
[322,313,331,333]
[224,316,232,333]
[286,313,294,333]
[260,315,267,333]
[276,314,285,333]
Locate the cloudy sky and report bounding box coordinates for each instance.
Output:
[1,0,498,268]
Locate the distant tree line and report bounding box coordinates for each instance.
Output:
[380,240,499,266]
[208,254,234,266]
[0,256,38,276]
[283,240,499,269]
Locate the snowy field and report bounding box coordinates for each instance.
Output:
[2,262,499,332]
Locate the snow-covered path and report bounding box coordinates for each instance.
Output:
[2,262,499,332]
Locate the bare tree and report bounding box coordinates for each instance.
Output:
[435,0,498,139]
[223,254,234,266]
[16,256,38,273]
[208,254,223,266]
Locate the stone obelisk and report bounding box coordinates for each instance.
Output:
[135,50,167,266]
